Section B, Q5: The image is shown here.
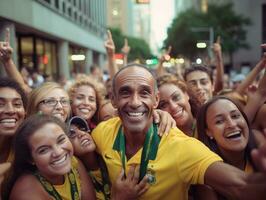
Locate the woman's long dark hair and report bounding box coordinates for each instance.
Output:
[197,96,257,170]
[4,114,68,199]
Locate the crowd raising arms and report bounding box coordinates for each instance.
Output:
[1,24,266,200]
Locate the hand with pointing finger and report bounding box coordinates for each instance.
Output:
[104,29,115,56]
[121,38,130,55]
[212,36,222,57]
[159,46,171,63]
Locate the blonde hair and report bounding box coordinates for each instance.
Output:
[218,89,247,108]
[157,73,188,93]
[68,77,104,124]
[27,82,69,117]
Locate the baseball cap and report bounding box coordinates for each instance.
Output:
[68,116,90,132]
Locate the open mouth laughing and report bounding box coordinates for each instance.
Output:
[0,118,18,128]
[225,130,242,140]
[50,154,69,167]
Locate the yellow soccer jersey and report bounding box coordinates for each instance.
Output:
[53,156,81,200]
[92,117,222,200]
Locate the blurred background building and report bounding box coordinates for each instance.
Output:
[107,0,150,44]
[107,0,134,37]
[175,0,266,71]
[0,0,107,79]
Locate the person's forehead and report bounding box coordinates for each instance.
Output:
[116,67,154,85]
[208,99,238,113]
[0,87,21,99]
[119,66,152,76]
[45,88,68,98]
[186,70,210,81]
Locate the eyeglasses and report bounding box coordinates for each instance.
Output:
[40,98,70,107]
[68,126,90,139]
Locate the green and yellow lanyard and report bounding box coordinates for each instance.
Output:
[113,123,161,182]
[34,169,79,200]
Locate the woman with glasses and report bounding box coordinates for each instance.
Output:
[27,82,71,122]
[6,114,96,200]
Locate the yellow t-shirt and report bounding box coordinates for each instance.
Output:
[92,117,222,200]
[53,156,81,200]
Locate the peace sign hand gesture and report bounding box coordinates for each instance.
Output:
[0,28,13,63]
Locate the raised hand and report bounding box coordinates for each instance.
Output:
[213,36,222,55]
[159,46,171,63]
[121,38,130,55]
[260,45,266,68]
[0,28,13,63]
[111,165,149,200]
[251,131,266,173]
[104,29,115,55]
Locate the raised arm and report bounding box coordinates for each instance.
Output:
[244,63,266,123]
[156,46,171,77]
[104,30,118,80]
[235,44,266,95]
[121,38,130,66]
[205,135,266,200]
[212,36,224,94]
[205,161,266,200]
[0,28,31,94]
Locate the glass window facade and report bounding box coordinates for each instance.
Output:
[17,35,57,78]
[35,0,106,38]
[69,46,86,73]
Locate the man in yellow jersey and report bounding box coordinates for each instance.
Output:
[92,63,266,200]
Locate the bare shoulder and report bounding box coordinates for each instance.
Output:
[76,159,97,200]
[9,174,50,200]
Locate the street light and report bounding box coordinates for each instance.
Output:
[196,42,207,48]
[191,27,214,58]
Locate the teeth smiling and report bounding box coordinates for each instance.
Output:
[80,109,90,113]
[173,109,183,118]
[0,119,17,127]
[52,155,67,165]
[0,119,16,123]
[128,112,143,117]
[81,139,90,146]
[53,113,63,117]
[226,131,241,139]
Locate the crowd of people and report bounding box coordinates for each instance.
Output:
[0,26,266,200]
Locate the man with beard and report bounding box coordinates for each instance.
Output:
[92,63,266,200]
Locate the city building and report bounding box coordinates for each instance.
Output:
[133,2,151,44]
[107,0,134,37]
[174,0,266,71]
[107,0,152,46]
[0,0,107,79]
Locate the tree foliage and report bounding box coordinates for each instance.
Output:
[109,28,153,62]
[163,2,251,61]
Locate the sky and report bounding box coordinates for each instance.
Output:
[150,0,175,55]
